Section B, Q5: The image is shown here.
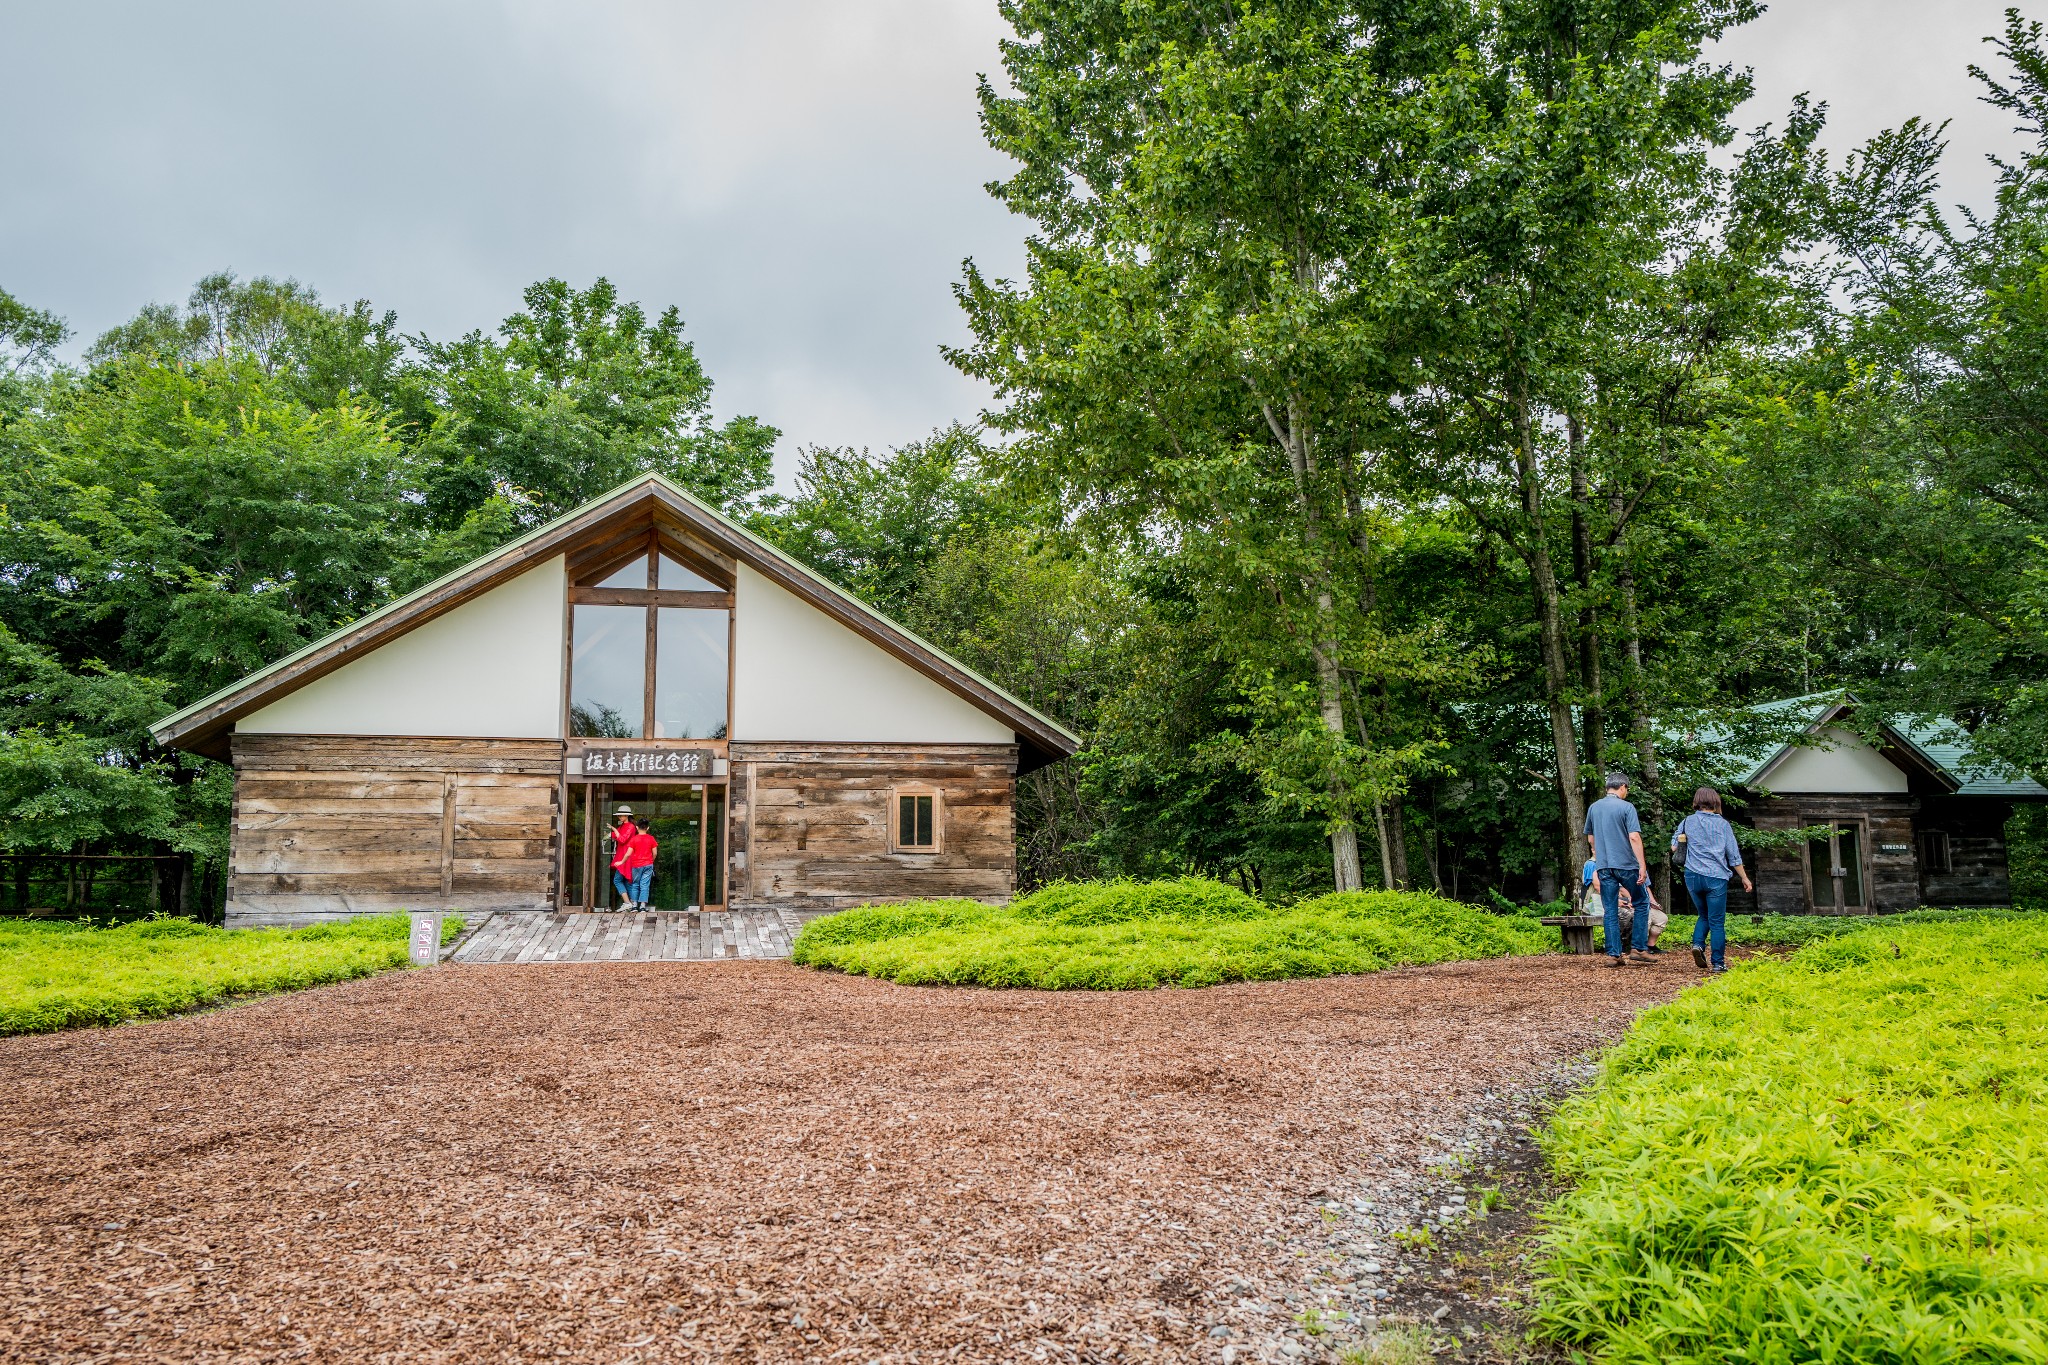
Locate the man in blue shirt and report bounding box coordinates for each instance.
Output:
[1584,772,1653,966]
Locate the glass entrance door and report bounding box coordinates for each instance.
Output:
[1806,821,1866,912]
[569,781,727,911]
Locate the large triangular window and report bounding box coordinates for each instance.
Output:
[567,533,731,739]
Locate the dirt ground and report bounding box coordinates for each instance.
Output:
[0,954,1695,1364]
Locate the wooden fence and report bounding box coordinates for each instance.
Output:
[0,854,200,919]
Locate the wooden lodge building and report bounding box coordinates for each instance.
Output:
[1721,693,2046,915]
[151,476,1079,927]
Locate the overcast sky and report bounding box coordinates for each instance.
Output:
[1,1,2031,480]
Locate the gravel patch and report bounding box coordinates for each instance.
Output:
[0,953,1693,1362]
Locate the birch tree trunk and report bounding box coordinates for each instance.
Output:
[1314,634,1366,891]
[1610,490,1668,908]
[1511,376,1587,880]
[1344,676,1397,889]
[1386,795,1411,888]
[1567,414,1604,796]
[1269,393,1364,893]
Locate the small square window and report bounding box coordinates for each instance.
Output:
[893,789,939,851]
[1919,830,1953,874]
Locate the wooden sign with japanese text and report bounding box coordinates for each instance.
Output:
[582,748,716,777]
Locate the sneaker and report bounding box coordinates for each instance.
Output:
[1644,946,1664,955]
[1627,951,1656,964]
[1710,963,1729,974]
[1608,955,1627,968]
[1691,947,1708,969]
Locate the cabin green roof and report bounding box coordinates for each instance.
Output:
[1717,691,2047,798]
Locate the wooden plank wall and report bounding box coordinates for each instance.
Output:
[1918,796,2015,907]
[1743,794,1921,915]
[728,743,1016,911]
[229,735,563,927]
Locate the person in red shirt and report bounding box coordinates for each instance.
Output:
[608,808,659,911]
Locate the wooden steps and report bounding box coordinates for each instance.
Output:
[446,909,811,964]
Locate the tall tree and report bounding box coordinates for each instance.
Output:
[414,277,778,524]
[1390,0,1764,878]
[955,0,1487,891]
[752,425,1011,617]
[0,287,68,377]
[1730,13,2048,781]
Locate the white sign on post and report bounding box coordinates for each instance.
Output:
[409,911,444,966]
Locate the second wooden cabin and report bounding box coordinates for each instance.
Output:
[1721,693,2044,915]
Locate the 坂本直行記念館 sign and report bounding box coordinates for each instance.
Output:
[581,748,716,777]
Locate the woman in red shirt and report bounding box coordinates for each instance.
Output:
[608,808,659,911]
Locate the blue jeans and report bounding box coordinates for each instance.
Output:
[1686,869,1729,967]
[612,865,653,906]
[1598,867,1649,956]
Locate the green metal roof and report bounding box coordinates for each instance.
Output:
[1714,691,2047,797]
[1890,713,2048,798]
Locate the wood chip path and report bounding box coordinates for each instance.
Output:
[0,954,1699,1364]
[447,910,821,964]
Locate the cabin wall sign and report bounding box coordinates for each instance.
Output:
[581,748,715,777]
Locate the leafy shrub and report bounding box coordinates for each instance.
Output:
[792,879,1552,989]
[793,898,996,948]
[0,913,462,1035]
[1008,876,1268,926]
[1660,904,2029,950]
[1532,915,2048,1362]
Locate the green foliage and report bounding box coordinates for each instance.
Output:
[1718,13,2048,780]
[1532,917,2048,1362]
[1664,905,2035,949]
[1073,560,1336,895]
[955,0,1788,890]
[0,913,462,1035]
[0,729,177,854]
[754,426,1011,618]
[0,286,68,375]
[792,878,1550,990]
[415,276,777,524]
[2010,805,2048,909]
[0,271,771,913]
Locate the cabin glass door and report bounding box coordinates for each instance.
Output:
[1806,821,1867,912]
[573,780,726,911]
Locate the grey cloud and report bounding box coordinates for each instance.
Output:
[2,1,2029,478]
[1710,0,2021,214]
[4,0,1026,474]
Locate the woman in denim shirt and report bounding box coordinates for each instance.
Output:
[1672,787,1752,972]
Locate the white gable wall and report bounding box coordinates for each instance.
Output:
[731,564,1014,744]
[240,557,567,738]
[1760,726,1909,793]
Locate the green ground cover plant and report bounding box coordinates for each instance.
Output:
[1533,916,2048,1362]
[1653,905,2032,951]
[791,878,1551,989]
[0,914,462,1035]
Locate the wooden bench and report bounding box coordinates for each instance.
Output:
[1539,915,1600,955]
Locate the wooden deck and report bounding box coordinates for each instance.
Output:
[446,909,824,964]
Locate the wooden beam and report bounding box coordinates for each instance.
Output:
[570,588,732,608]
[440,774,458,900]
